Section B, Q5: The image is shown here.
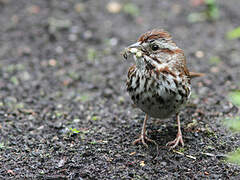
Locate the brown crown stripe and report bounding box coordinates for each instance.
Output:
[159,48,183,55]
[138,29,172,42]
[160,49,174,54]
[174,49,183,54]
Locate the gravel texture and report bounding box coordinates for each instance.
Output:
[0,0,240,179]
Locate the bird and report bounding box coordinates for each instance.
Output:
[122,29,204,149]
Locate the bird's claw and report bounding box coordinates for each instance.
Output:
[133,135,157,148]
[166,133,184,150]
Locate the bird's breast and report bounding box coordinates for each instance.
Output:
[126,68,191,118]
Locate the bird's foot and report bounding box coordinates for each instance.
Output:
[133,134,157,148]
[166,133,184,150]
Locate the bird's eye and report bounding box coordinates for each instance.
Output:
[151,44,159,51]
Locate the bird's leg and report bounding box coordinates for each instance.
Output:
[166,113,184,149]
[133,114,157,148]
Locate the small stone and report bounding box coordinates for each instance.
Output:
[28,115,35,120]
[18,46,31,55]
[69,34,77,41]
[109,37,118,46]
[57,104,63,109]
[210,66,219,73]
[118,96,125,104]
[140,161,145,167]
[37,125,44,130]
[83,30,92,40]
[27,5,40,14]
[70,26,79,34]
[52,136,59,141]
[49,59,57,66]
[103,88,113,97]
[160,161,167,166]
[11,15,19,24]
[73,119,80,123]
[56,46,63,54]
[106,2,122,13]
[74,3,85,13]
[21,71,31,81]
[195,50,204,58]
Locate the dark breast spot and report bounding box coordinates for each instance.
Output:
[178,89,188,98]
[131,95,136,101]
[127,86,133,92]
[136,94,140,101]
[169,89,176,96]
[146,97,151,102]
[166,80,170,85]
[156,96,164,104]
[165,87,169,94]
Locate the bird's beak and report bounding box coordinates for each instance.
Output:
[122,41,143,60]
[127,41,141,49]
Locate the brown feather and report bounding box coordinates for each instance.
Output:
[189,72,205,78]
[138,29,172,42]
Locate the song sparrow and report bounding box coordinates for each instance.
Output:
[123,29,203,149]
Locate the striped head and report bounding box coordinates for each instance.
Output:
[123,29,186,72]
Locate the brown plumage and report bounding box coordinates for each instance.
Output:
[123,29,203,149]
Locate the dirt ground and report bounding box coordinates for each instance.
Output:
[0,0,240,179]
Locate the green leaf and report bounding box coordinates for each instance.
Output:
[204,0,219,20]
[0,142,5,149]
[91,116,100,121]
[227,148,240,165]
[123,3,139,17]
[226,26,240,40]
[10,76,19,85]
[229,91,240,106]
[69,128,80,134]
[209,56,221,64]
[224,117,240,132]
[87,48,98,61]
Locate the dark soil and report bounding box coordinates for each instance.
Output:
[0,0,240,179]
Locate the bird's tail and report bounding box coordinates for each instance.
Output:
[189,72,205,78]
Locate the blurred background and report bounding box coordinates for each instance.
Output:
[0,0,240,179]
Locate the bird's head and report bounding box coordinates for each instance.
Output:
[123,29,183,70]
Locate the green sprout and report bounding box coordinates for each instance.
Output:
[229,91,240,107]
[226,26,240,40]
[224,117,240,132]
[204,0,219,20]
[209,56,221,65]
[69,128,80,134]
[0,142,5,149]
[91,116,100,121]
[87,48,98,61]
[228,148,240,165]
[123,3,139,17]
[188,0,219,23]
[225,92,240,165]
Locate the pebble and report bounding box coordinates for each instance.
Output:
[69,34,77,42]
[160,161,167,166]
[106,2,122,13]
[195,50,204,58]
